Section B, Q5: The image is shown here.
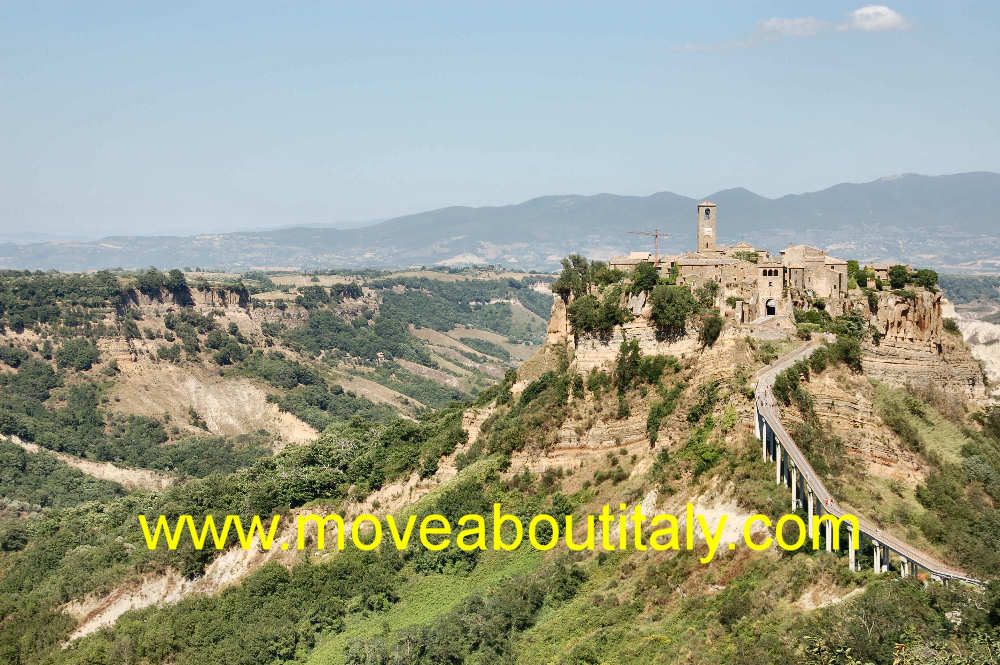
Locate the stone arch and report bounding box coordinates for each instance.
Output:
[765,298,777,316]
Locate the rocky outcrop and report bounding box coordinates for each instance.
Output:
[125,285,250,310]
[862,290,987,400]
[547,297,719,373]
[545,298,570,347]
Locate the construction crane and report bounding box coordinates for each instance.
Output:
[628,228,669,261]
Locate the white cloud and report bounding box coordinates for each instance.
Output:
[674,5,910,52]
[845,5,910,32]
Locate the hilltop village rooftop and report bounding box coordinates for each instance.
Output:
[609,202,849,324]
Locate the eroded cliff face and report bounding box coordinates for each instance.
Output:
[545,297,713,373]
[780,369,926,486]
[861,290,987,400]
[125,285,250,310]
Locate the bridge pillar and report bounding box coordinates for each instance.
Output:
[825,518,832,553]
[899,556,909,578]
[848,539,856,571]
[873,541,881,573]
[760,416,767,460]
[790,465,799,510]
[807,489,814,536]
[775,445,782,485]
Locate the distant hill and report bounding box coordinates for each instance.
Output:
[2,171,998,272]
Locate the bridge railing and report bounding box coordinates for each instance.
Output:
[753,342,981,586]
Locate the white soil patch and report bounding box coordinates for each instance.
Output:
[5,435,174,492]
[110,364,316,445]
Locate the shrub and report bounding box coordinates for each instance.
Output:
[796,323,817,340]
[830,335,863,372]
[586,368,612,397]
[943,318,961,335]
[616,394,630,419]
[698,312,723,347]
[156,344,182,363]
[0,346,29,368]
[646,396,679,445]
[686,381,718,423]
[55,338,100,371]
[639,354,678,384]
[808,347,828,373]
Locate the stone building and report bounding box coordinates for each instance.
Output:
[610,202,851,323]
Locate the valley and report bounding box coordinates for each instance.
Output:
[1,250,998,665]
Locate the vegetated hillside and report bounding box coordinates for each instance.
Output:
[3,172,1000,272]
[0,267,551,509]
[2,258,998,665]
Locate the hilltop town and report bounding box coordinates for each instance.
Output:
[610,201,897,328]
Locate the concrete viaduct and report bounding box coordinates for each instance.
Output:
[754,343,981,587]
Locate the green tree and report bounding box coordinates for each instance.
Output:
[694,281,719,308]
[165,269,188,293]
[913,268,938,289]
[889,264,909,289]
[631,261,660,295]
[551,254,590,302]
[649,284,698,339]
[614,339,641,394]
[136,268,166,295]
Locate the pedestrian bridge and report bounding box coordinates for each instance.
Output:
[754,343,981,586]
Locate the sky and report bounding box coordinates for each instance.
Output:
[1,2,998,239]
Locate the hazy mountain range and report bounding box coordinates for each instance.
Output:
[2,172,998,273]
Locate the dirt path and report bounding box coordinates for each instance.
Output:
[5,435,175,492]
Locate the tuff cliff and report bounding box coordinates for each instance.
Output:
[545,295,708,373]
[860,290,987,400]
[547,284,988,402]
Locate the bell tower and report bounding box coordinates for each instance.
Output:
[697,201,717,252]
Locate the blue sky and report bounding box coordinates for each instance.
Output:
[1,2,998,238]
